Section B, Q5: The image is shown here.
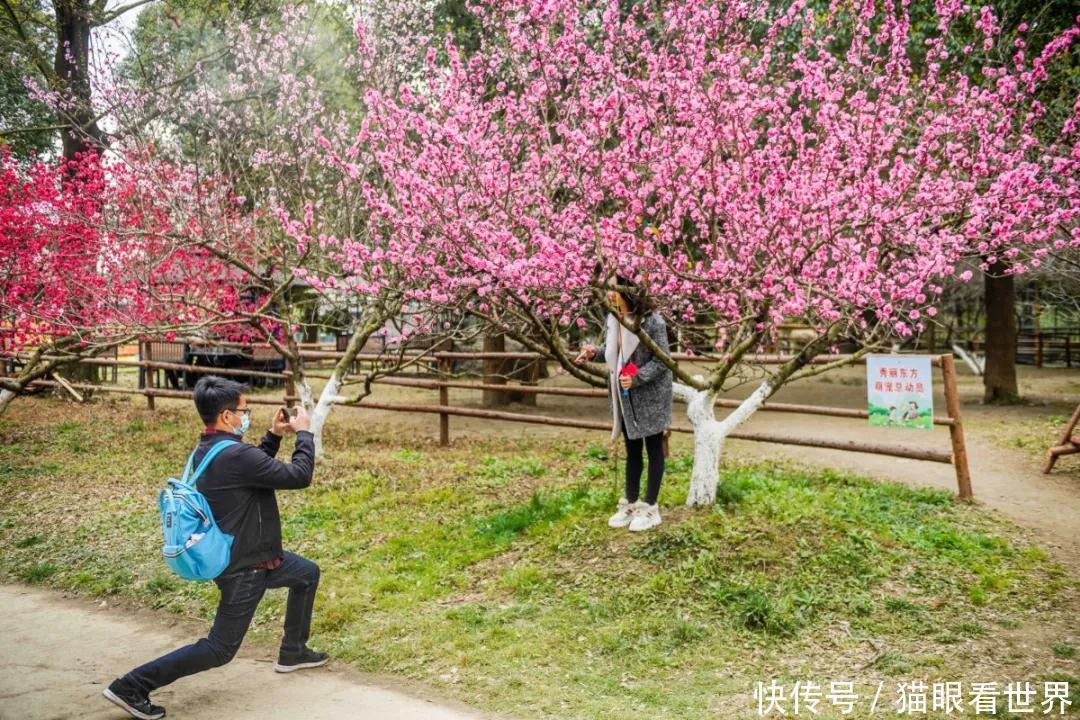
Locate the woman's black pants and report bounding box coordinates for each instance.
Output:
[622,426,664,505]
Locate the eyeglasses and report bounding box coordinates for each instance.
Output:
[226,407,252,417]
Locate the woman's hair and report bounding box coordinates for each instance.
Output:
[593,262,653,316]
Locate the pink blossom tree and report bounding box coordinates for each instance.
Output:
[96,2,467,455]
[356,0,1079,504]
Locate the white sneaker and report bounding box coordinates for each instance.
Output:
[607,498,640,528]
[628,503,661,532]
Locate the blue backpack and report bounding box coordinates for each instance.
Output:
[160,440,237,581]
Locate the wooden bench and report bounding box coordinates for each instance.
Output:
[1044,402,1080,473]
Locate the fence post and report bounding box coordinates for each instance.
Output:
[940,354,972,500]
[144,342,155,411]
[1066,337,1072,369]
[286,372,296,408]
[137,341,145,390]
[438,357,450,447]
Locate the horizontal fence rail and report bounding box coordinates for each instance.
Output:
[7,341,973,499]
[26,380,298,406]
[348,400,954,465]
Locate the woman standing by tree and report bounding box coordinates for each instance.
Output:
[576,276,673,531]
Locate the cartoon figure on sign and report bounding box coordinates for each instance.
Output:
[887,406,901,426]
[902,401,919,426]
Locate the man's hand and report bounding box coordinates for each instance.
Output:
[618,374,633,390]
[574,344,597,365]
[288,405,311,433]
[272,407,293,436]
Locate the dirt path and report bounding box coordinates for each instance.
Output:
[0,584,494,720]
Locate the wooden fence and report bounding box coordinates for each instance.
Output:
[324,351,972,500]
[13,343,973,499]
[961,329,1077,369]
[1016,330,1075,368]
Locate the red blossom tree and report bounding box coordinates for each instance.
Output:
[0,148,247,415]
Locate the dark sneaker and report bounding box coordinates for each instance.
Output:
[275,646,329,673]
[102,679,166,720]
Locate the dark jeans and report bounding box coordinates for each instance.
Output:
[123,551,320,695]
[622,426,665,505]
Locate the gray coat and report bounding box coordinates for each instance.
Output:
[595,312,673,440]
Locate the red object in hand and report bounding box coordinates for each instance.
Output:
[619,362,638,396]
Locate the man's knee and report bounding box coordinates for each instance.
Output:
[291,553,320,586]
[203,636,242,667]
[305,560,320,588]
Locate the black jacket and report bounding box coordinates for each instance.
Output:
[193,429,315,574]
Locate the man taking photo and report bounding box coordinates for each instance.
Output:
[103,376,325,720]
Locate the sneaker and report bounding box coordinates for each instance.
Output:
[628,503,662,532]
[275,646,329,673]
[607,498,641,528]
[102,679,166,720]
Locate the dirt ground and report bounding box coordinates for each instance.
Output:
[0,584,495,720]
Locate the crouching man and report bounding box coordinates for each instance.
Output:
[104,376,325,720]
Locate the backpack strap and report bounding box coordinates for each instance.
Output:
[179,440,238,488]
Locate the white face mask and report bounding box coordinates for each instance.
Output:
[228,410,250,436]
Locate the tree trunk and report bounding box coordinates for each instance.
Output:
[983,266,1019,404]
[309,372,341,458]
[304,314,387,457]
[54,0,102,163]
[297,378,315,412]
[52,2,102,386]
[676,385,724,507]
[294,373,324,453]
[674,381,772,507]
[507,359,539,406]
[482,333,511,407]
[0,389,15,416]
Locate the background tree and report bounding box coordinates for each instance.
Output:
[2,0,159,387]
[0,1,56,155]
[0,0,157,160]
[919,0,1078,402]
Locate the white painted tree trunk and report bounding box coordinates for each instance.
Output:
[951,343,985,376]
[0,389,15,417]
[297,378,315,412]
[673,379,772,507]
[673,382,722,506]
[308,372,347,458]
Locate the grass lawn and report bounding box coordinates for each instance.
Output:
[1,394,1077,719]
